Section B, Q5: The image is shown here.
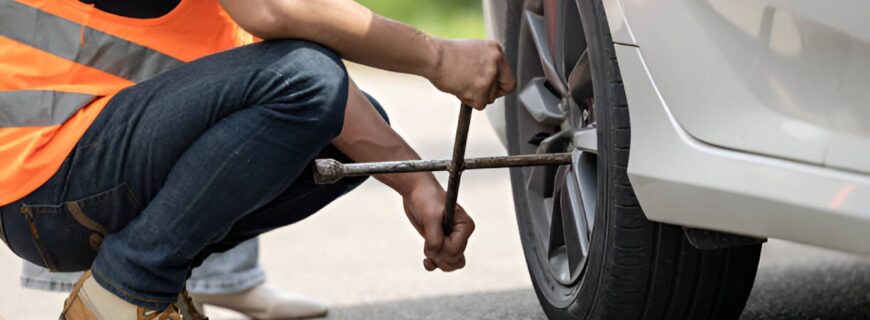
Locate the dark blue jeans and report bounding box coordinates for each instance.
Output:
[0,40,383,309]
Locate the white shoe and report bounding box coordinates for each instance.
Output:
[191,284,328,320]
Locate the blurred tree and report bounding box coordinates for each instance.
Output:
[356,0,485,39]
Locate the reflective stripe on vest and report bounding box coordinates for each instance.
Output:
[0,0,184,83]
[0,91,95,127]
[0,0,183,128]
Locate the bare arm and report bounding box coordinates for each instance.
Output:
[219,0,515,109]
[219,0,516,272]
[333,81,473,272]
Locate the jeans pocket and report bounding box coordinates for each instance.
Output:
[20,183,143,272]
[67,183,143,234]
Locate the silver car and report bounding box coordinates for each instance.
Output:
[482,0,870,319]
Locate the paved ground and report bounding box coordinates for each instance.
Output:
[1,66,868,319]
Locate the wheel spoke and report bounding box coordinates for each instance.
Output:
[518,77,565,126]
[548,202,565,255]
[525,164,556,248]
[543,0,565,77]
[548,167,568,255]
[567,50,593,99]
[561,166,589,273]
[556,0,587,84]
[523,10,568,96]
[572,125,597,154]
[525,164,554,201]
[573,151,598,234]
[548,247,571,283]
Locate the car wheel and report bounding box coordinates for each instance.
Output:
[502,0,762,319]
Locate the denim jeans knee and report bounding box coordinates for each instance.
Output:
[258,40,349,135]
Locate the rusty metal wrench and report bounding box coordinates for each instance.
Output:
[441,104,474,234]
[313,103,574,233]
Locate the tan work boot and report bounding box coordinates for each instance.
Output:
[177,289,208,320]
[191,284,328,320]
[60,271,183,320]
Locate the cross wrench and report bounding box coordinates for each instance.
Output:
[442,104,473,234]
[314,104,573,233]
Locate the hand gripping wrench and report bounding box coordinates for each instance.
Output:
[314,104,572,233]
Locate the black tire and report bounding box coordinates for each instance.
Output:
[501,1,763,319]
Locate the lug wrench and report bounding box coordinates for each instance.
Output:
[442,104,473,234]
[314,104,573,233]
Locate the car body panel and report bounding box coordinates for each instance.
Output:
[616,43,870,256]
[617,0,870,174]
[601,0,637,45]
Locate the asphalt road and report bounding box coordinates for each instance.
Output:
[322,240,870,320]
[741,240,870,320]
[1,65,868,320]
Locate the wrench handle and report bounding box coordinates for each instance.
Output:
[443,104,473,234]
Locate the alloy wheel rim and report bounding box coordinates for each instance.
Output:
[516,0,598,285]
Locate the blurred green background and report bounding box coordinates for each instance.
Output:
[356,0,485,39]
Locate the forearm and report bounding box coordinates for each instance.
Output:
[221,0,441,79]
[219,0,506,272]
[332,80,439,196]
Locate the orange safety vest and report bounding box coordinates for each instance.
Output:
[0,0,253,206]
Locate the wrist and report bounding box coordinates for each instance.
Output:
[396,173,441,198]
[423,37,446,83]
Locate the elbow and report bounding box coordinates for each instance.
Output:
[239,12,286,40]
[234,1,301,40]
